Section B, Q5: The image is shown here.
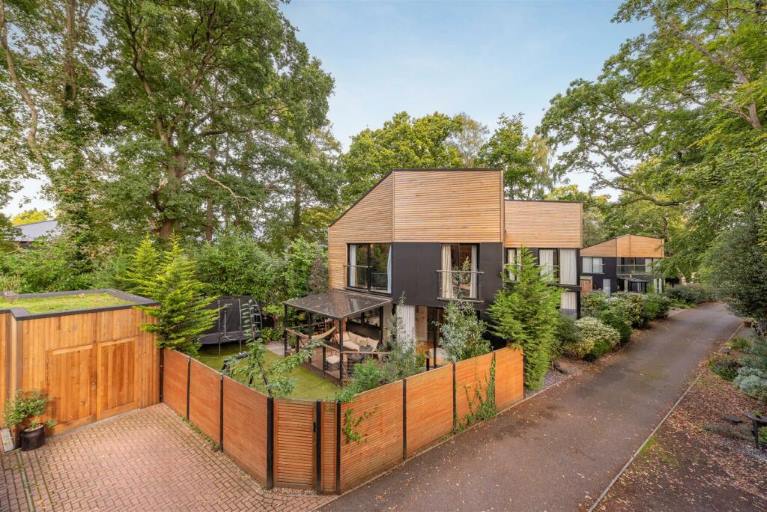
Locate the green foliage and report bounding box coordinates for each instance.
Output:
[599,304,633,344]
[282,238,326,299]
[729,337,751,352]
[136,239,217,355]
[381,341,425,383]
[703,214,767,331]
[459,357,497,429]
[341,112,465,204]
[611,293,644,327]
[3,391,54,430]
[708,356,741,382]
[489,248,561,390]
[642,293,671,321]
[439,300,490,363]
[11,209,50,225]
[554,314,581,358]
[194,234,281,304]
[572,317,621,360]
[336,359,386,403]
[118,236,161,296]
[581,292,608,318]
[540,0,767,284]
[478,114,559,199]
[733,367,767,403]
[231,301,318,398]
[0,239,97,293]
[664,284,714,305]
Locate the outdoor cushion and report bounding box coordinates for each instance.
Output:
[342,340,360,351]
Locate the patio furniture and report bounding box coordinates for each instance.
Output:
[283,289,391,384]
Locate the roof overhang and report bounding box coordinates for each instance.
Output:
[284,289,392,320]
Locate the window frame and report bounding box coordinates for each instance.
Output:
[347,243,391,294]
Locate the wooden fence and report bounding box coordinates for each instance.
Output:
[162,347,523,494]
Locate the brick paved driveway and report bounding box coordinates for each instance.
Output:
[1,404,331,512]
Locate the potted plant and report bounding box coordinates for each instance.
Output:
[3,391,56,451]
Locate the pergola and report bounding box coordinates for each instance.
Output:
[283,289,392,383]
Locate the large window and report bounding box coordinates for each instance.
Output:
[559,249,577,286]
[506,248,518,281]
[582,256,603,274]
[439,243,478,299]
[348,243,391,293]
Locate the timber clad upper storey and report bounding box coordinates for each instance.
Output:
[580,235,665,294]
[327,169,584,312]
[504,200,583,248]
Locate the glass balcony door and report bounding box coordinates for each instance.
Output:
[347,243,391,293]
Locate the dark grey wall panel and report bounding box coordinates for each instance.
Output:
[391,242,504,310]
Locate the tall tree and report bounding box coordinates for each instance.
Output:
[103,0,333,239]
[1,0,102,272]
[541,0,767,274]
[340,112,465,204]
[478,114,560,199]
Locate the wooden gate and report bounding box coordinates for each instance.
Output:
[46,337,139,429]
[47,345,96,430]
[273,399,316,489]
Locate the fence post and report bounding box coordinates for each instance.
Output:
[266,397,275,489]
[335,401,341,494]
[315,401,322,492]
[402,379,407,460]
[219,375,224,450]
[452,362,457,430]
[159,348,165,403]
[186,356,191,420]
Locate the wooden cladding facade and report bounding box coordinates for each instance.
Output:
[0,306,159,433]
[328,174,394,289]
[504,200,583,248]
[392,170,504,243]
[327,169,584,291]
[162,347,523,494]
[581,235,665,258]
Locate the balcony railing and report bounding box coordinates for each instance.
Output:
[617,263,661,277]
[437,270,483,301]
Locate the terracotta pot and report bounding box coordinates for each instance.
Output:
[20,425,45,451]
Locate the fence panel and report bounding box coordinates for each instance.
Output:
[163,349,189,417]
[405,365,453,457]
[495,348,524,410]
[189,359,222,442]
[340,380,403,492]
[222,376,268,485]
[454,351,494,425]
[320,401,338,493]
[273,399,315,489]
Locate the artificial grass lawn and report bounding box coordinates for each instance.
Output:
[0,293,133,314]
[195,343,340,401]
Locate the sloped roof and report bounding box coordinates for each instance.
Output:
[14,220,60,242]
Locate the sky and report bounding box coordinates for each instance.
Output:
[4,0,647,216]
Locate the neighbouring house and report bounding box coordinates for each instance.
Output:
[11,219,60,247]
[283,168,583,382]
[580,234,665,295]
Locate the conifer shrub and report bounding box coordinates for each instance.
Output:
[134,238,218,355]
[489,248,561,390]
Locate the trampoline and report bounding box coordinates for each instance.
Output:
[199,295,262,350]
